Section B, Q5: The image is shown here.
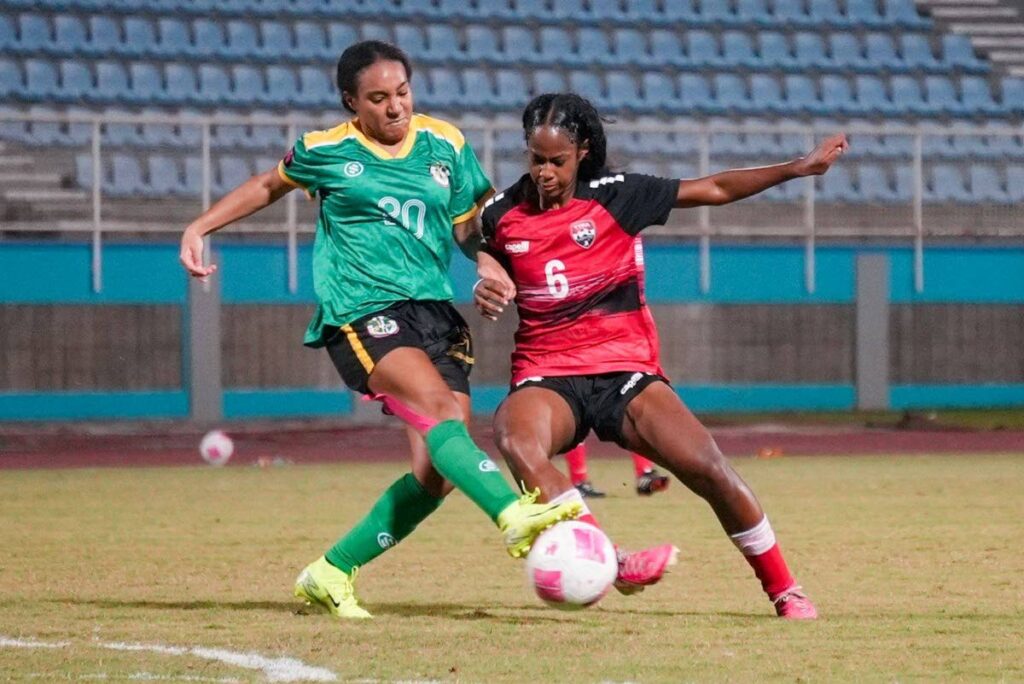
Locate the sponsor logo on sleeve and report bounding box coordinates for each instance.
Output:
[505,240,530,255]
[377,532,397,549]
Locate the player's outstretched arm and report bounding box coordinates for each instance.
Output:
[179,167,294,278]
[674,133,849,209]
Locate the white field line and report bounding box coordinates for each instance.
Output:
[27,673,242,682]
[2,635,337,683]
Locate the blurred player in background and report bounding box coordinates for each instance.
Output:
[179,42,578,620]
[562,442,670,498]
[478,93,848,618]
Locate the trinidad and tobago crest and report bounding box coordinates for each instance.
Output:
[570,220,597,249]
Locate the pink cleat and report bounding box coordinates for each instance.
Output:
[772,585,818,619]
[613,544,680,595]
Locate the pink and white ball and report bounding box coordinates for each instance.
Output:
[199,430,234,467]
[525,521,618,610]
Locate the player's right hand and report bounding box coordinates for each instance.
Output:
[474,278,510,321]
[179,227,217,279]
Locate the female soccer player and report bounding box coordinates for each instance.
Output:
[178,42,578,620]
[478,93,848,618]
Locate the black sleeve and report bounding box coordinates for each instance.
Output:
[587,173,678,236]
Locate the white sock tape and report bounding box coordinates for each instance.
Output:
[729,516,776,556]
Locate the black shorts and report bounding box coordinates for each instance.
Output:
[324,300,473,396]
[509,371,668,452]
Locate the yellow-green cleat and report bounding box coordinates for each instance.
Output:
[294,556,372,619]
[497,489,582,559]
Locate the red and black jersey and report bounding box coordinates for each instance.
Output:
[481,172,678,385]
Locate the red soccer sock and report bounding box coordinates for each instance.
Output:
[632,453,655,477]
[564,443,589,485]
[730,517,796,598]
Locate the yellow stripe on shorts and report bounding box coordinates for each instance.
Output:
[448,350,475,365]
[341,324,375,374]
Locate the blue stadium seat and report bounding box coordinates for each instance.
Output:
[232,65,266,106]
[88,16,122,58]
[736,0,773,27]
[772,0,813,26]
[401,0,445,19]
[193,19,226,59]
[666,161,697,178]
[298,66,332,107]
[722,31,759,68]
[884,0,931,28]
[1007,166,1024,202]
[613,28,650,66]
[893,165,914,201]
[649,30,686,68]
[294,21,329,60]
[606,70,645,114]
[0,16,15,54]
[359,21,391,44]
[104,108,143,147]
[123,18,155,58]
[215,156,252,195]
[110,154,146,197]
[624,0,664,23]
[394,23,428,62]
[17,14,54,54]
[538,27,573,65]
[552,0,588,22]
[758,32,798,70]
[259,21,293,60]
[687,30,721,68]
[922,132,956,159]
[713,74,750,113]
[533,68,567,94]
[577,28,613,66]
[751,74,787,114]
[857,164,900,203]
[900,34,941,71]
[784,74,823,115]
[23,104,61,145]
[327,23,359,57]
[590,0,628,22]
[568,70,605,107]
[1002,78,1024,115]
[829,33,871,71]
[65,106,96,146]
[494,69,528,108]
[661,0,700,24]
[817,165,857,202]
[949,125,996,159]
[846,0,887,28]
[95,61,130,103]
[462,69,497,110]
[641,72,681,114]
[54,16,87,56]
[139,108,183,148]
[928,164,971,202]
[224,20,260,59]
[182,156,203,196]
[678,73,722,114]
[147,156,184,197]
[961,77,1002,117]
[794,32,829,70]
[165,64,199,104]
[75,153,94,190]
[855,75,897,116]
[968,164,1008,203]
[466,25,501,63]
[426,67,460,109]
[129,63,162,105]
[197,64,232,105]
[424,24,460,63]
[891,75,932,115]
[23,59,58,102]
[155,18,193,58]
[265,66,299,107]
[942,35,989,73]
[925,76,966,116]
[502,26,542,65]
[710,128,747,157]
[821,75,860,115]
[865,33,904,71]
[808,0,848,27]
[495,159,522,190]
[472,0,517,21]
[700,0,739,25]
[508,0,549,22]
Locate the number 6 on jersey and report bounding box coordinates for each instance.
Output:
[545,259,569,299]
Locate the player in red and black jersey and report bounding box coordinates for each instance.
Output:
[477,94,847,618]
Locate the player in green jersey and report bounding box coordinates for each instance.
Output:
[179,41,579,619]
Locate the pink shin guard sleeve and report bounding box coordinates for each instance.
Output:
[363,393,440,435]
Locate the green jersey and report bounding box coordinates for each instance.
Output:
[277,114,492,347]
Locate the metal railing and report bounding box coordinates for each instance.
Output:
[1,110,1022,295]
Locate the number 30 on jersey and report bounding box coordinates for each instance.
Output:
[378,196,426,238]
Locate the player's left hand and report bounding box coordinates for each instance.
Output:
[794,133,849,176]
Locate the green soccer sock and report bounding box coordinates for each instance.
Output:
[424,420,518,522]
[324,472,443,574]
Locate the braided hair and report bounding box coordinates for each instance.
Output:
[336,40,412,113]
[522,93,610,182]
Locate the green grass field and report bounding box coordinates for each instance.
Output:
[2,454,1022,683]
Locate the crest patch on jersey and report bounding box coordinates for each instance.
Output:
[366,316,399,338]
[570,220,597,249]
[343,161,364,177]
[429,162,451,187]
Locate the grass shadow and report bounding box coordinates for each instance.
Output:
[41,598,298,613]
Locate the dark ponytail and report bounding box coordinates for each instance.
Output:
[336,40,412,113]
[522,93,610,181]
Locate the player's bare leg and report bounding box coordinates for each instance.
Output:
[494,388,678,594]
[620,381,817,618]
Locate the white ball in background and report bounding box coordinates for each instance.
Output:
[199,430,234,467]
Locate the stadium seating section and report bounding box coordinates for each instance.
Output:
[1,0,1022,204]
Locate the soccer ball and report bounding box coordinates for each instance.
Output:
[199,430,234,466]
[525,521,618,610]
